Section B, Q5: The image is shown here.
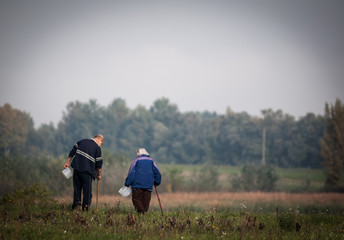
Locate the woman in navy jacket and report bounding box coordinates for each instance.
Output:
[125,148,161,214]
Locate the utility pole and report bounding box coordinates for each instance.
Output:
[262,127,266,165]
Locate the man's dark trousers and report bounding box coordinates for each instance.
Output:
[73,169,92,210]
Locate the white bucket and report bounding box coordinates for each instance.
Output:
[62,167,73,179]
[118,186,131,197]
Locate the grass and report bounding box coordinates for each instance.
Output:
[1,199,344,240]
[57,191,344,214]
[2,184,344,240]
[160,164,325,180]
[2,166,344,239]
[161,164,241,175]
[54,164,342,196]
[160,164,332,192]
[275,168,325,181]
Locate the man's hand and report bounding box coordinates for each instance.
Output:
[64,157,72,168]
[97,168,102,180]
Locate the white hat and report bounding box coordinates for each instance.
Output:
[137,148,149,156]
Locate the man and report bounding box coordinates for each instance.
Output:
[64,134,104,211]
[125,148,161,214]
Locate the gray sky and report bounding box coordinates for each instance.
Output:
[1,0,344,127]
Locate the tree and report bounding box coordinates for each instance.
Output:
[0,103,33,155]
[292,113,324,168]
[321,99,344,189]
[231,164,279,192]
[103,98,130,151]
[212,111,261,165]
[33,123,57,155]
[55,99,104,154]
[173,112,206,164]
[150,98,180,128]
[261,109,304,167]
[117,105,152,153]
[149,98,181,163]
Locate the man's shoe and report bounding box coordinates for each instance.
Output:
[72,201,81,210]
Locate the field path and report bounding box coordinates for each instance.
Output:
[56,192,344,209]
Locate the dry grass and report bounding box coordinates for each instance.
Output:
[56,192,344,210]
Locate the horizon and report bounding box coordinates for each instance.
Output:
[1,96,328,128]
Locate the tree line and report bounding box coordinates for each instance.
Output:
[1,98,326,168]
[1,98,344,193]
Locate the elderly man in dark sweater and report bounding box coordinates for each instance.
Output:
[64,134,104,211]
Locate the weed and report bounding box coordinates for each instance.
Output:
[1,185,344,239]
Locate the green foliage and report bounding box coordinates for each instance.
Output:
[191,164,220,192]
[162,167,185,192]
[278,210,298,231]
[321,98,344,190]
[1,100,326,169]
[0,103,34,156]
[156,164,338,193]
[0,152,339,196]
[1,200,344,240]
[231,164,279,192]
[0,99,333,192]
[0,153,135,197]
[99,150,131,194]
[0,183,55,207]
[55,99,105,154]
[294,113,325,168]
[0,155,72,196]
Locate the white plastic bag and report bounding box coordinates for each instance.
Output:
[62,167,73,179]
[118,186,131,197]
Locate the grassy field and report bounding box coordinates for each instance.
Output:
[2,194,344,240]
[2,184,344,240]
[2,166,344,240]
[159,164,331,192]
[58,192,344,212]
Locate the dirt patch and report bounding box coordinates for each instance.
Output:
[56,192,344,209]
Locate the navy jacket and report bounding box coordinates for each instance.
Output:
[125,155,161,191]
[69,139,103,179]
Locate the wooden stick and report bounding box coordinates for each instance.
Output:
[96,179,99,212]
[155,186,163,216]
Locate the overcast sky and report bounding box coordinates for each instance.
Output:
[1,0,343,127]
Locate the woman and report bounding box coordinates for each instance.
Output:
[125,148,161,214]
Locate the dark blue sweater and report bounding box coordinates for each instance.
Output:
[69,139,103,179]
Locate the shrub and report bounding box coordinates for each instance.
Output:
[231,164,279,192]
[0,183,55,206]
[191,164,220,192]
[162,167,185,192]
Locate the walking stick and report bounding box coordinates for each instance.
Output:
[154,185,163,216]
[96,179,99,212]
